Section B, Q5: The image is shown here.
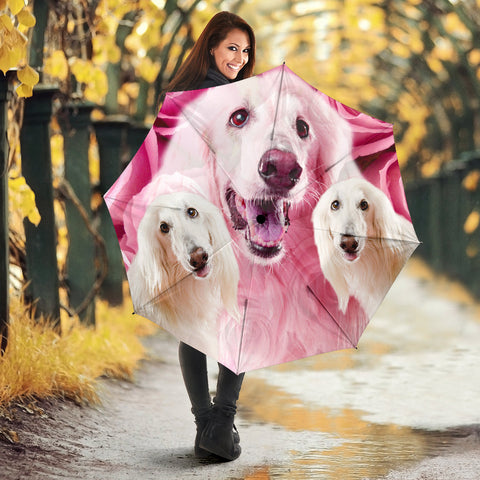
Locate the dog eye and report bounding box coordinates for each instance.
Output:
[160,222,170,233]
[186,207,198,218]
[331,200,340,211]
[296,118,309,139]
[359,200,369,211]
[229,109,249,127]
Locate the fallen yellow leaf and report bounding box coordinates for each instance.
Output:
[0,428,19,443]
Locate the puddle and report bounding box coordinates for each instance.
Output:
[236,266,480,479]
[240,375,477,479]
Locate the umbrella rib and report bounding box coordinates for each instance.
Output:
[306,285,357,348]
[169,96,217,155]
[135,241,235,313]
[270,63,286,142]
[135,272,192,313]
[236,299,248,373]
[310,228,420,245]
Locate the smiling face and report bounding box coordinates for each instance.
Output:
[211,28,251,80]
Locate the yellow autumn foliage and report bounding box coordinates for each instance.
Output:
[92,35,121,64]
[8,176,41,226]
[70,58,109,104]
[462,170,480,192]
[16,64,39,85]
[136,56,161,83]
[0,293,158,407]
[44,50,69,82]
[16,7,35,28]
[464,211,480,235]
[0,12,14,30]
[7,0,23,15]
[0,2,37,96]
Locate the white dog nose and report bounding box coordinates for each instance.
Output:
[189,247,209,270]
[258,149,302,193]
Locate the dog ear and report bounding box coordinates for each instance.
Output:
[369,184,417,267]
[129,207,171,312]
[312,193,350,313]
[312,193,335,267]
[370,186,402,241]
[204,204,240,321]
[309,95,356,184]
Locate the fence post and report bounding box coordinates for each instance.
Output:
[58,102,97,325]
[93,117,129,306]
[20,85,61,327]
[406,179,428,260]
[442,163,465,278]
[0,73,13,353]
[127,122,150,160]
[462,155,480,296]
[427,175,443,271]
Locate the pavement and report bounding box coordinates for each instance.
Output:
[1,258,480,479]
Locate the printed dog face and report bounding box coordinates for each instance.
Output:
[133,192,227,292]
[127,190,240,357]
[318,180,375,263]
[183,76,353,264]
[312,177,418,314]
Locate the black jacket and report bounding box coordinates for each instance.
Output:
[197,68,231,89]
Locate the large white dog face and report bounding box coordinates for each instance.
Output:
[184,78,353,263]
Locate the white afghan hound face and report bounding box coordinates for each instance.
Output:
[312,177,417,314]
[183,76,353,264]
[128,192,239,324]
[313,178,415,262]
[317,179,377,263]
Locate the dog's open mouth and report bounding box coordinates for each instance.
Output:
[343,252,358,262]
[226,187,290,259]
[339,234,360,262]
[193,264,211,278]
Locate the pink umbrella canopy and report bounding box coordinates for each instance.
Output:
[104,64,420,373]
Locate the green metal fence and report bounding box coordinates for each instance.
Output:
[1,79,150,353]
[406,152,480,298]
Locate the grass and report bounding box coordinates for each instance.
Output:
[0,290,158,408]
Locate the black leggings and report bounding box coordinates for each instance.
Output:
[178,341,244,416]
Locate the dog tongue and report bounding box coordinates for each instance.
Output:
[245,199,286,246]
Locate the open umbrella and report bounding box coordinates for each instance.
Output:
[104,64,420,373]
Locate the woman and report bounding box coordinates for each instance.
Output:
[164,11,256,462]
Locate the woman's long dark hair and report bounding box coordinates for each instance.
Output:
[165,11,256,93]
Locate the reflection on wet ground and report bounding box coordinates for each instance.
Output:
[240,374,478,479]
[238,260,480,479]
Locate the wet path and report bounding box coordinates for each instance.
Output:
[2,259,480,479]
[238,262,480,479]
[238,259,480,479]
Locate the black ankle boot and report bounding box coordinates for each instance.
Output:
[199,404,241,461]
[193,407,212,458]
